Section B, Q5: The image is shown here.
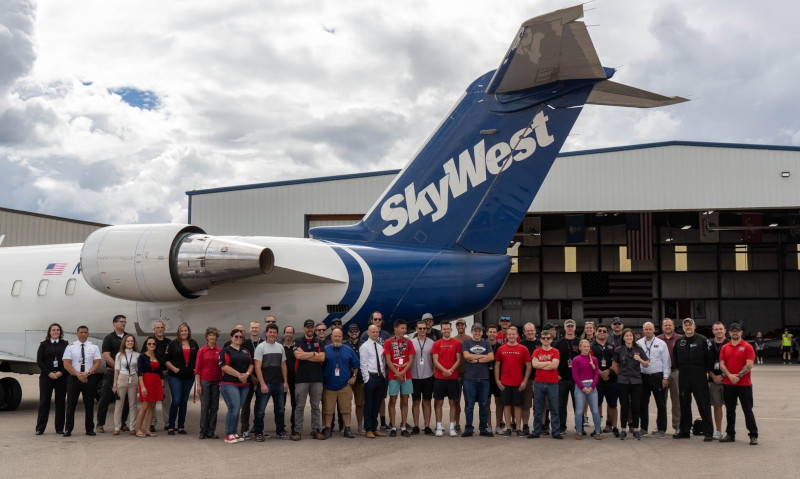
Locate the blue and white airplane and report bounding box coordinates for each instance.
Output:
[0,5,685,410]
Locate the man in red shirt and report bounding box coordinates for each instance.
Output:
[494,326,531,437]
[383,319,416,437]
[431,322,461,437]
[719,323,758,445]
[530,330,562,439]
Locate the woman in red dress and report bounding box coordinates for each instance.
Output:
[135,337,165,437]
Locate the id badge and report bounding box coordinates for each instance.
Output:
[713,361,719,370]
[335,367,340,377]
[53,360,58,368]
[567,358,572,368]
[398,358,404,365]
[419,358,424,365]
[601,359,606,368]
[128,375,133,384]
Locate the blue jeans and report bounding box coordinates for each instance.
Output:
[463,378,490,433]
[254,382,286,434]
[533,381,560,436]
[167,375,195,430]
[220,384,249,436]
[573,385,602,434]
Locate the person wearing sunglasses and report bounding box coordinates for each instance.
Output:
[219,328,254,444]
[135,336,165,437]
[291,320,326,441]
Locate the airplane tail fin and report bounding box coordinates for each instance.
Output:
[311,5,687,254]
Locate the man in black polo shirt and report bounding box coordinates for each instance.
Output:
[555,319,581,435]
[96,315,128,433]
[592,324,619,436]
[291,320,326,440]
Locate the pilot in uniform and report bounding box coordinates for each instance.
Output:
[62,327,102,436]
[672,318,713,441]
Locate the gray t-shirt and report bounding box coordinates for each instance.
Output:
[409,336,435,379]
[253,341,286,383]
[461,339,491,380]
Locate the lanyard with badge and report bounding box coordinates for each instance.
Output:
[50,341,60,370]
[334,347,341,376]
[125,351,133,383]
[416,338,427,366]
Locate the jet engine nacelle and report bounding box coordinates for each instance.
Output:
[81,224,273,302]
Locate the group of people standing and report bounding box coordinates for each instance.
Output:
[34,313,759,447]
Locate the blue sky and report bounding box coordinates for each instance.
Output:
[1,0,799,225]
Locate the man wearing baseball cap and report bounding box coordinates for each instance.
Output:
[461,323,494,437]
[610,318,624,348]
[672,318,713,441]
[719,323,758,445]
[417,313,442,340]
[291,319,326,440]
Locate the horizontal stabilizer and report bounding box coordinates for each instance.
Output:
[486,4,606,94]
[587,80,689,108]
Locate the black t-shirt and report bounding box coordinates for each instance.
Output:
[102,332,125,366]
[293,336,324,383]
[554,336,581,380]
[346,339,364,384]
[520,339,541,380]
[591,340,618,382]
[708,338,729,376]
[283,344,296,381]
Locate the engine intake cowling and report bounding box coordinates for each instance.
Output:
[81,224,273,302]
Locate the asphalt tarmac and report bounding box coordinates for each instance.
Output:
[1,365,798,478]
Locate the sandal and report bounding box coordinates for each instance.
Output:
[136,432,146,438]
[130,429,137,436]
[147,432,158,437]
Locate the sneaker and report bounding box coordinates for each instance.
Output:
[198,433,206,439]
[594,433,603,440]
[449,428,457,437]
[522,425,530,435]
[501,429,512,437]
[672,432,690,439]
[619,431,627,440]
[575,433,582,440]
[479,431,494,437]
[612,427,620,438]
[516,429,525,437]
[455,425,461,432]
[240,431,250,440]
[499,421,505,429]
[719,435,735,443]
[461,431,473,437]
[542,428,550,436]
[552,434,563,440]
[234,434,245,442]
[435,428,443,437]
[590,431,596,437]
[655,430,666,439]
[401,429,411,438]
[323,427,333,439]
[633,431,641,440]
[389,429,397,437]
[255,433,265,442]
[639,430,648,437]
[168,429,175,435]
[583,415,590,427]
[495,427,504,435]
[149,425,156,433]
[276,431,291,440]
[224,434,238,444]
[411,426,420,435]
[424,427,435,436]
[749,437,758,445]
[358,428,367,436]
[713,431,722,440]
[527,433,540,439]
[343,428,355,439]
[602,425,612,434]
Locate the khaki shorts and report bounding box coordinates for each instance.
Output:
[351,383,365,407]
[708,381,724,406]
[323,385,353,415]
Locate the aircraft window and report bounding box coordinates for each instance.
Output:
[11,280,22,297]
[38,279,49,296]
[65,278,77,296]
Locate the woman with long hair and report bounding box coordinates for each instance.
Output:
[35,323,69,435]
[611,328,649,440]
[135,336,164,437]
[219,328,253,444]
[165,322,199,435]
[112,334,139,435]
[571,339,602,439]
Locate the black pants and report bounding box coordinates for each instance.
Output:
[640,373,667,432]
[36,374,66,433]
[66,374,99,433]
[678,367,713,437]
[286,379,296,433]
[96,368,128,427]
[557,378,575,432]
[723,385,758,438]
[618,383,642,429]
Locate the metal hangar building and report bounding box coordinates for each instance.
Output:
[187,141,800,335]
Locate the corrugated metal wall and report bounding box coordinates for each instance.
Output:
[0,208,107,247]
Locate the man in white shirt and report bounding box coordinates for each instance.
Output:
[62,325,102,437]
[359,325,388,438]
[637,322,670,438]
